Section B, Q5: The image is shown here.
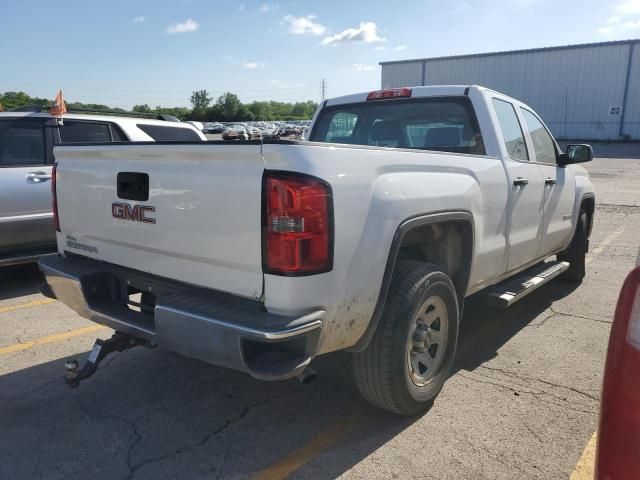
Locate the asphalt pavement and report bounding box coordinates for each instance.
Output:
[0,149,638,480]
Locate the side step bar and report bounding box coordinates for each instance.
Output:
[487,261,570,308]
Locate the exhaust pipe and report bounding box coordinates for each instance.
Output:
[296,366,318,385]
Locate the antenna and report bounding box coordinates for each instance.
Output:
[321,79,327,102]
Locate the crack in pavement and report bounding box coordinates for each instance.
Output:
[0,348,126,409]
[526,309,611,330]
[458,373,596,415]
[478,365,600,402]
[519,418,544,444]
[547,307,612,325]
[214,443,232,480]
[123,387,305,480]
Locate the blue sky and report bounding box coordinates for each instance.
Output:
[1,0,639,108]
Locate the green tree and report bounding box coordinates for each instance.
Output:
[133,104,152,113]
[190,89,212,111]
[214,92,243,121]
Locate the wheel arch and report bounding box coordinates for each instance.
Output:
[349,210,475,352]
[580,193,595,239]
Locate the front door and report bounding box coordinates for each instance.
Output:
[519,108,577,256]
[492,98,546,271]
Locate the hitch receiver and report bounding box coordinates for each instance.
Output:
[64,332,151,388]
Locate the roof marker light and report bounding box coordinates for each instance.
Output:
[366,88,412,101]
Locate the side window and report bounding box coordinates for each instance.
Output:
[110,124,128,141]
[492,99,528,161]
[58,121,128,143]
[136,124,202,141]
[521,109,557,164]
[0,118,46,166]
[326,112,358,143]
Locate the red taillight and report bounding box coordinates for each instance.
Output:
[366,88,412,101]
[52,163,60,232]
[596,266,640,479]
[263,172,332,275]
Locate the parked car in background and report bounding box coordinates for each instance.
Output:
[0,107,205,266]
[40,85,595,415]
[284,124,301,136]
[595,253,640,479]
[259,128,280,140]
[222,125,249,141]
[208,123,225,134]
[247,126,262,140]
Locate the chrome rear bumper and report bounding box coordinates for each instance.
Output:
[39,255,324,381]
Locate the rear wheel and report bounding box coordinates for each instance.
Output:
[352,261,460,416]
[559,212,588,282]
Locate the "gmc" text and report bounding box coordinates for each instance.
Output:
[112,203,156,224]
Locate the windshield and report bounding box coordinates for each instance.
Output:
[309,96,485,155]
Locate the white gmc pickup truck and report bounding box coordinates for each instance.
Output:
[40,85,595,415]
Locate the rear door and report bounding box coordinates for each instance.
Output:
[0,117,55,254]
[492,98,546,271]
[519,107,576,256]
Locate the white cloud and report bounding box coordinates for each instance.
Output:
[598,1,640,34]
[133,16,146,24]
[375,44,407,51]
[598,19,640,33]
[617,0,640,15]
[167,18,199,34]
[259,3,279,13]
[244,61,265,69]
[321,22,386,46]
[282,14,326,35]
[238,4,246,12]
[353,63,376,71]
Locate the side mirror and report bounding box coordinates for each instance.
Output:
[559,144,593,166]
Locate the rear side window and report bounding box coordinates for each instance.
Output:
[0,118,46,166]
[59,120,129,143]
[326,112,359,143]
[492,99,528,161]
[521,108,557,164]
[310,97,485,155]
[137,124,202,141]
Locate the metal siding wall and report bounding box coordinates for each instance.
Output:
[381,62,423,89]
[381,43,639,140]
[623,44,640,139]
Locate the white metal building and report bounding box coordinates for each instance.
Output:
[380,39,640,141]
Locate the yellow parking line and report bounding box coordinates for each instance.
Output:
[0,324,107,356]
[586,227,624,265]
[0,298,56,315]
[253,412,364,480]
[570,431,597,480]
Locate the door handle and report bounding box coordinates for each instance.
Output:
[513,177,529,186]
[545,177,556,186]
[26,172,52,183]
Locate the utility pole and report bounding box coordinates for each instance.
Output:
[320,79,327,102]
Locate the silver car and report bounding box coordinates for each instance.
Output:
[0,110,205,266]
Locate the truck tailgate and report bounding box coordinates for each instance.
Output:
[54,144,265,299]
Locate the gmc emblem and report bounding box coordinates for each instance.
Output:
[112,202,156,224]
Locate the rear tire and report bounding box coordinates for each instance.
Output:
[559,212,587,282]
[352,261,460,416]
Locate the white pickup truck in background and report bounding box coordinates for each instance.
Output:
[40,85,595,415]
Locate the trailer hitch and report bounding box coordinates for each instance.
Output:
[64,332,151,388]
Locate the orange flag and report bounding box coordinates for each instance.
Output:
[49,90,67,116]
